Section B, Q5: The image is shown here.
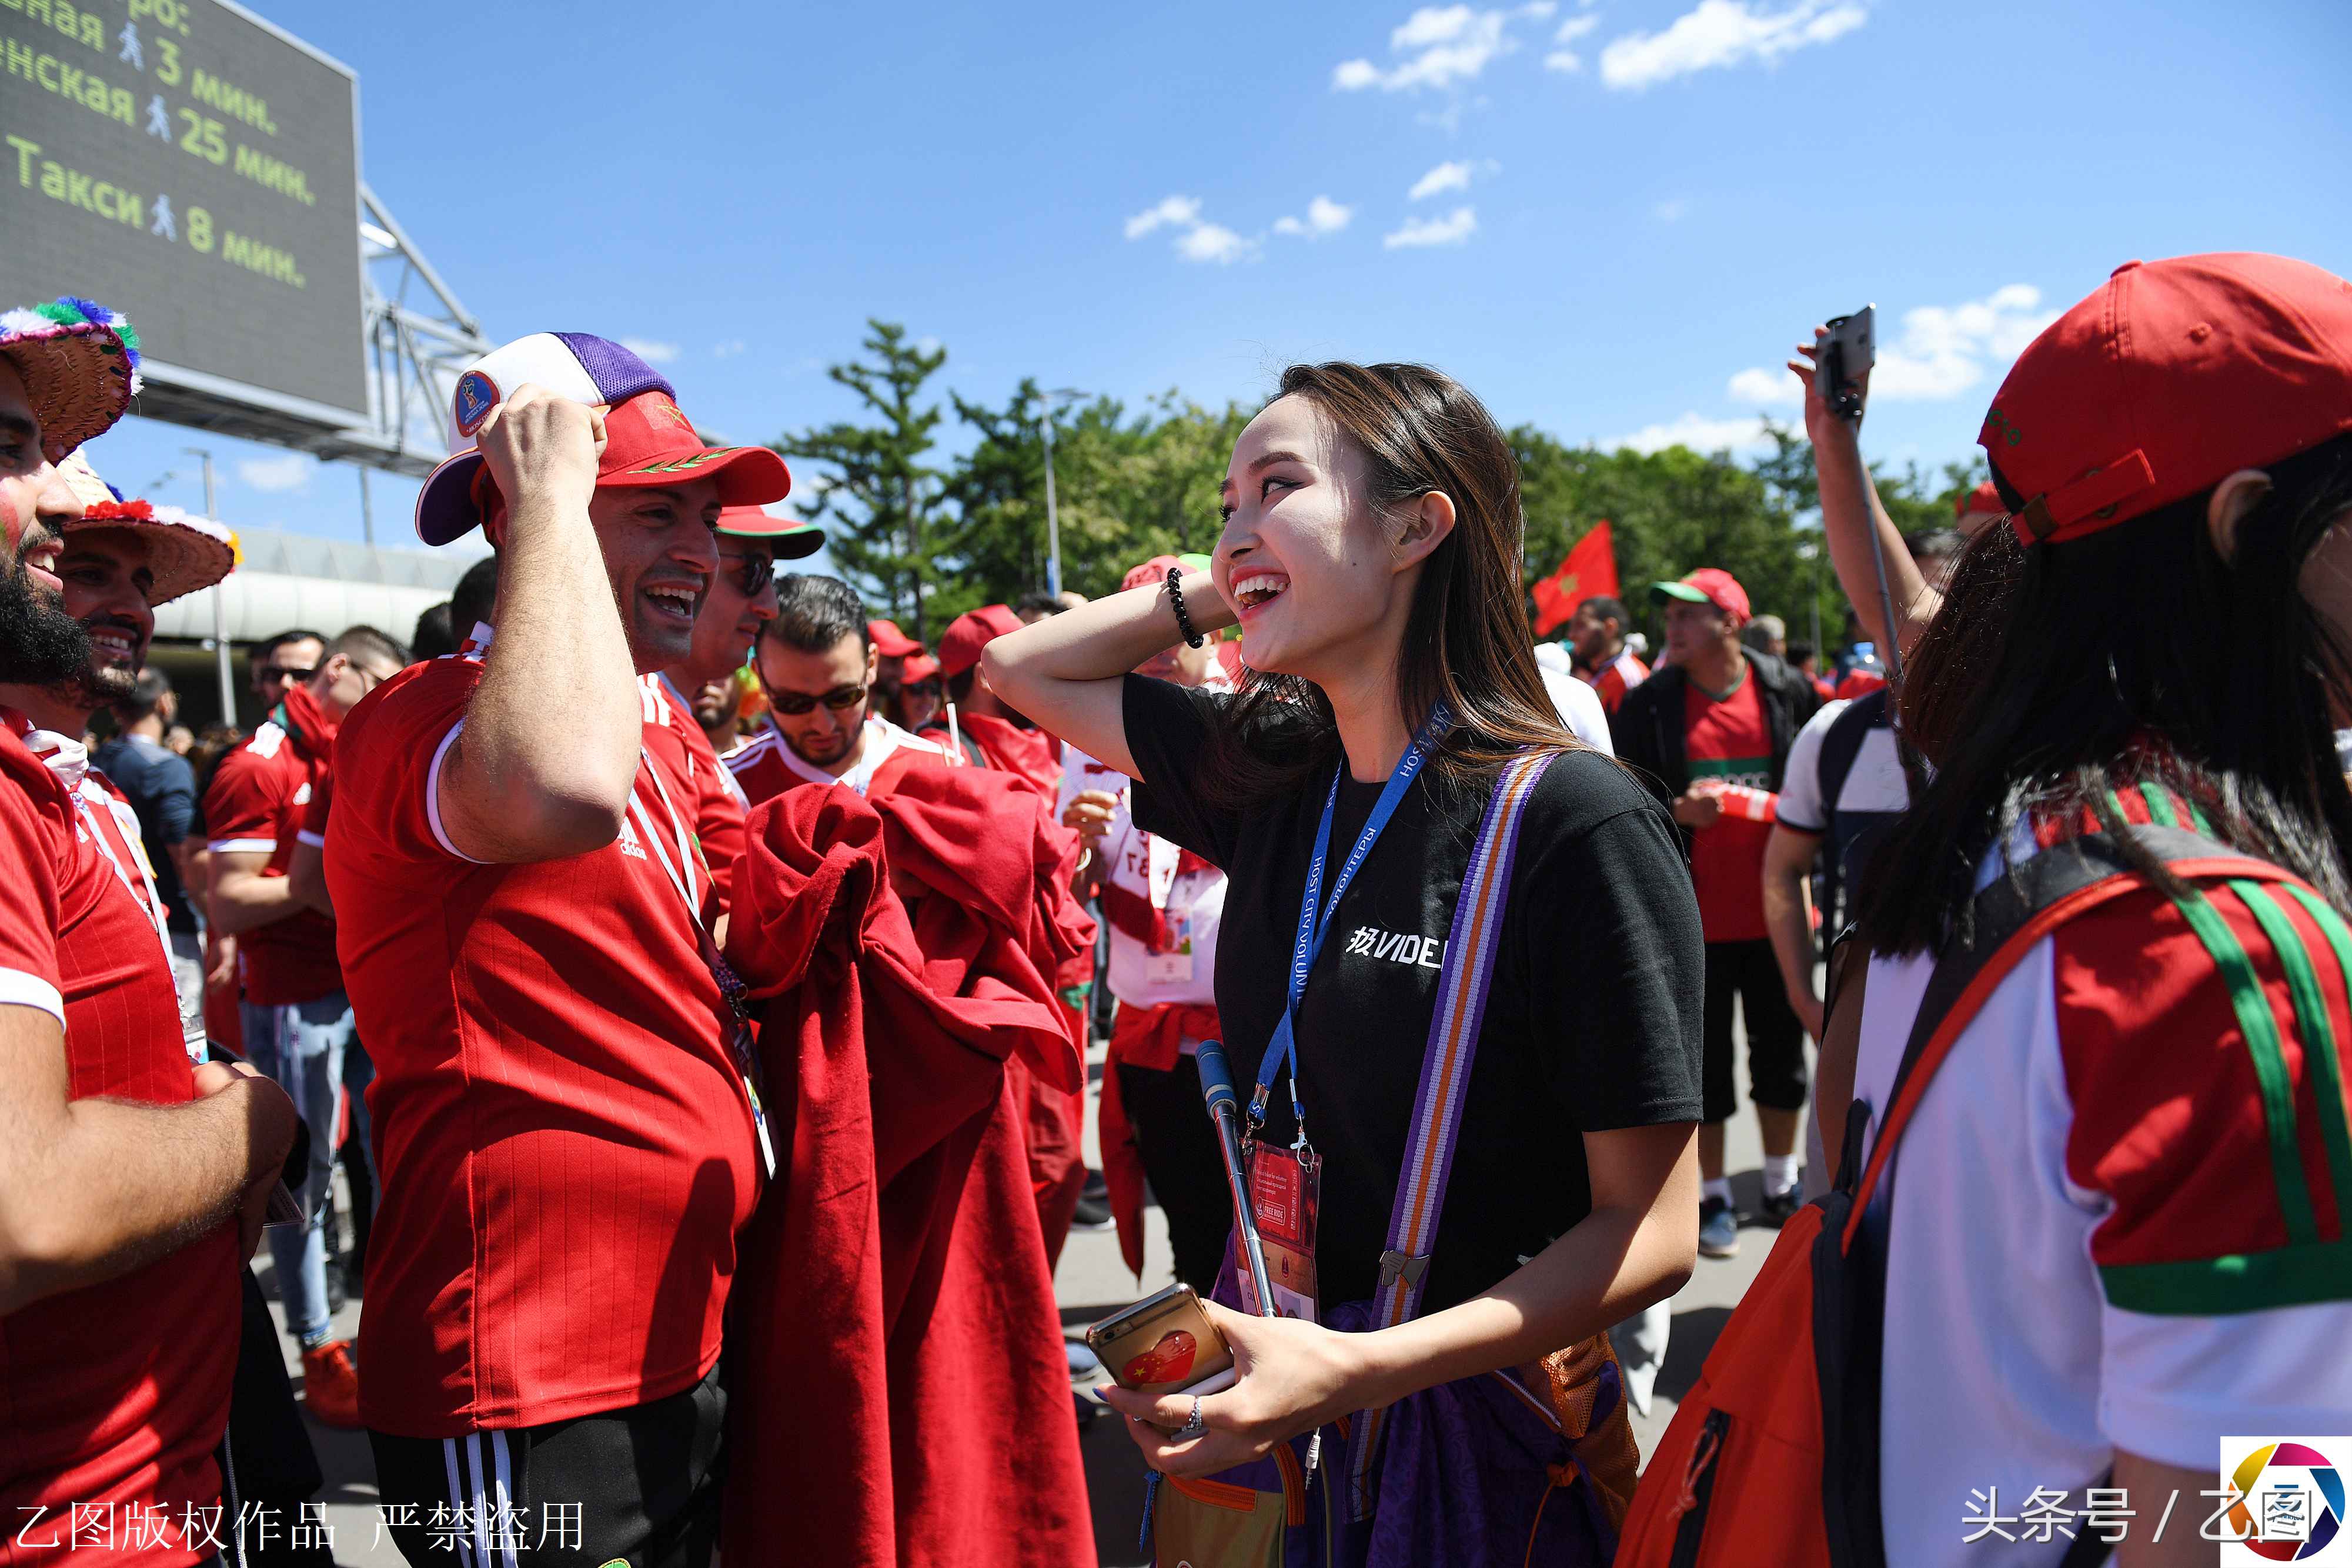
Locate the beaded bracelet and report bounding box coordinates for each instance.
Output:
[1166,566,1205,648]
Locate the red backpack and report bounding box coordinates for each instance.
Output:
[1614,824,2303,1567]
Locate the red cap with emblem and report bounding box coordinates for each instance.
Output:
[1986,254,2352,548]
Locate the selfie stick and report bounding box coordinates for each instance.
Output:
[1195,1039,1278,1318]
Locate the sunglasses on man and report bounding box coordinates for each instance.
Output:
[719,550,775,600]
[768,683,868,717]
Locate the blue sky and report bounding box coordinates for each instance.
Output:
[71,0,2352,565]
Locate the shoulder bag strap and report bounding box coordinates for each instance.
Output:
[1344,747,1557,1517]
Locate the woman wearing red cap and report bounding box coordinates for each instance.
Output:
[1808,255,2352,1566]
[988,360,1704,1563]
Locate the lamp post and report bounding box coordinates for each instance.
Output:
[184,447,235,721]
[1034,388,1087,599]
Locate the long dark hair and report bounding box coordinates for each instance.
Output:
[1856,433,2352,956]
[1200,362,1576,806]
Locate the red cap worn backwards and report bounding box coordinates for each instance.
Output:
[1986,254,2352,548]
[937,604,1024,680]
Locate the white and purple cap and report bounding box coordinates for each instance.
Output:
[415,332,790,546]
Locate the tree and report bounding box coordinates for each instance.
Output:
[771,321,948,640]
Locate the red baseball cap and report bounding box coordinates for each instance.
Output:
[900,653,941,686]
[1650,568,1750,626]
[415,332,792,546]
[1986,254,2352,548]
[717,505,824,560]
[867,618,921,658]
[1955,480,2004,520]
[937,603,1024,680]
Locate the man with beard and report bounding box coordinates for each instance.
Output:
[729,573,945,800]
[646,505,818,910]
[329,333,789,1568]
[1568,593,1648,716]
[1,296,298,1566]
[1,454,237,1042]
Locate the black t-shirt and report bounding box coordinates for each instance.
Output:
[1122,676,1704,1313]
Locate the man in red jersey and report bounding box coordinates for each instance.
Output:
[1568,594,1648,715]
[0,450,235,1047]
[328,333,789,1568]
[203,623,406,1424]
[729,573,947,803]
[0,296,296,1567]
[644,504,818,912]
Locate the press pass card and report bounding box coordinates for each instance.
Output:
[1244,1141,1322,1323]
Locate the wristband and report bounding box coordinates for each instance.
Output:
[1167,567,1205,649]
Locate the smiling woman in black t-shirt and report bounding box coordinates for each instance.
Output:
[986,361,1703,1552]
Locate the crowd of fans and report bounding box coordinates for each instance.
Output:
[3,252,2350,1568]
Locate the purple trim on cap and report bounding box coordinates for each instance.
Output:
[552,332,674,406]
[415,450,487,546]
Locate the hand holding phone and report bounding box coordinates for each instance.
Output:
[1816,306,1876,424]
[1086,1282,1240,1400]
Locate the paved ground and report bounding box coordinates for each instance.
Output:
[277,1022,1795,1566]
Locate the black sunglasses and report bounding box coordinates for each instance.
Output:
[769,683,868,717]
[718,550,774,599]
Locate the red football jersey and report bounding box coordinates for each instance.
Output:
[641,676,744,917]
[1682,675,1774,944]
[1579,647,1649,716]
[328,644,760,1436]
[202,687,341,1005]
[0,728,236,1568]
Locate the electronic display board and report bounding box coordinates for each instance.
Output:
[0,0,365,415]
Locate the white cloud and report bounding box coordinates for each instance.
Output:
[712,339,747,359]
[1384,206,1478,248]
[237,454,310,493]
[620,337,680,365]
[1124,195,1203,239]
[1728,366,1801,406]
[1868,283,2057,400]
[1409,160,1475,199]
[1332,5,1529,92]
[1178,222,1257,265]
[1603,412,1773,454]
[1272,196,1354,238]
[1652,197,1689,222]
[1599,0,1867,91]
[1544,12,1601,69]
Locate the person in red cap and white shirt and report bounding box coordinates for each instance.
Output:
[0,450,234,1047]
[1615,566,1821,1255]
[327,333,791,1568]
[923,603,1064,795]
[729,574,946,801]
[0,294,299,1568]
[1809,253,2352,1568]
[1057,557,1235,1289]
[644,505,821,912]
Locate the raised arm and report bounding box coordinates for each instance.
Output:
[1789,333,1939,657]
[982,567,1234,781]
[436,387,643,863]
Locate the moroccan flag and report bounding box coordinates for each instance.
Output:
[1531,521,1619,636]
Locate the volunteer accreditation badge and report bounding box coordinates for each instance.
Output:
[1242,1138,1321,1322]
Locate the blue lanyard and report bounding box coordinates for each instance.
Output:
[1251,704,1452,1134]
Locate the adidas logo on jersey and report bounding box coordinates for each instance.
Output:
[616,815,649,862]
